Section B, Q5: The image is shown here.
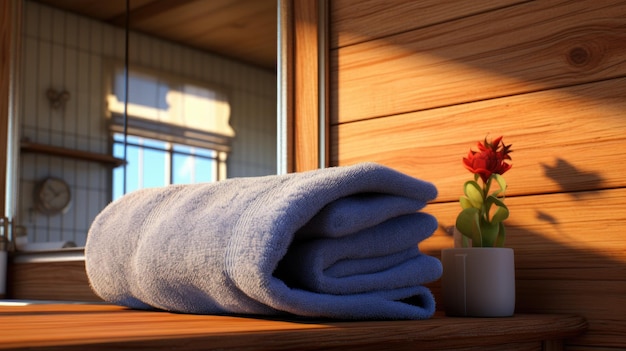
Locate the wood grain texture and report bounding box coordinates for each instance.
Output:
[294,0,626,350]
[7,261,101,302]
[332,77,626,202]
[35,0,277,69]
[0,303,586,351]
[330,0,529,48]
[331,0,626,123]
[293,0,321,172]
[419,188,626,348]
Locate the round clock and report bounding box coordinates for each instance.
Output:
[34,177,72,215]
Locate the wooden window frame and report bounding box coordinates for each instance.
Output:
[278,0,329,173]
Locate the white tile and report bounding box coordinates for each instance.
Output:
[64,47,78,91]
[88,55,103,143]
[32,211,49,237]
[18,180,35,222]
[171,46,183,74]
[23,1,39,38]
[50,45,66,133]
[49,132,64,147]
[128,33,140,64]
[33,155,51,180]
[35,129,50,145]
[111,28,126,60]
[47,227,62,242]
[63,49,78,141]
[75,51,90,137]
[73,187,88,232]
[48,157,63,177]
[19,154,36,180]
[77,17,91,51]
[74,161,89,188]
[102,24,115,56]
[37,41,52,133]
[62,158,77,186]
[137,34,151,66]
[38,5,53,42]
[86,189,103,227]
[160,42,172,71]
[33,225,48,243]
[22,38,40,129]
[90,21,103,55]
[61,205,75,240]
[51,7,65,46]
[64,12,79,49]
[51,43,65,83]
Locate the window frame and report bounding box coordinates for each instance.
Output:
[111,133,226,200]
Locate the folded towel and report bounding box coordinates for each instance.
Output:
[276,213,441,295]
[85,162,442,320]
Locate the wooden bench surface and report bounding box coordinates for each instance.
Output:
[0,302,587,351]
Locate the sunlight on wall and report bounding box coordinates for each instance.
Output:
[107,68,235,139]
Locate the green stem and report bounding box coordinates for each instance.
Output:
[482,177,490,223]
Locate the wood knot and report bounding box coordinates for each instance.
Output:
[568,46,591,67]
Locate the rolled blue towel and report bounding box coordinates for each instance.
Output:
[85,162,442,320]
[277,213,441,295]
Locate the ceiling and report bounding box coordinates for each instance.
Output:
[34,0,278,71]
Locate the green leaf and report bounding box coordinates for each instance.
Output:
[463,180,484,208]
[480,219,500,247]
[456,207,482,246]
[459,196,474,209]
[491,202,509,224]
[485,196,509,224]
[495,222,507,247]
[490,174,508,197]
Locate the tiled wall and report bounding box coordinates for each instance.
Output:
[17,1,277,246]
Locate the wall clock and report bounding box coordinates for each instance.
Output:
[34,177,72,215]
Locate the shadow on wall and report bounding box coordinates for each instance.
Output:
[425,158,623,348]
[541,158,606,196]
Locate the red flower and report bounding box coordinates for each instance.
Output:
[463,136,513,183]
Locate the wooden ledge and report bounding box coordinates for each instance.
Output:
[20,141,125,167]
[0,302,587,351]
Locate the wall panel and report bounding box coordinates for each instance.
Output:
[332,77,626,201]
[331,0,626,124]
[324,0,626,349]
[330,0,528,48]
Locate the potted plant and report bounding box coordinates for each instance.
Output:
[441,136,515,317]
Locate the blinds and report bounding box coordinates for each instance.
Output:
[107,65,235,152]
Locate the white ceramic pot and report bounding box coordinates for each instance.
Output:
[441,247,515,317]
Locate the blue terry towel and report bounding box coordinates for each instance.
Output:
[85,162,442,320]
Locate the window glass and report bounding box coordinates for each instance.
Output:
[172,153,216,184]
[109,65,231,201]
[113,133,220,200]
[142,147,167,188]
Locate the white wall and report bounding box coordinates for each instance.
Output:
[17,1,277,246]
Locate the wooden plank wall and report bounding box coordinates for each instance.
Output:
[328,0,626,349]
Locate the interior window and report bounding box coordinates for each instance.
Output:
[107,64,234,199]
[112,134,220,200]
